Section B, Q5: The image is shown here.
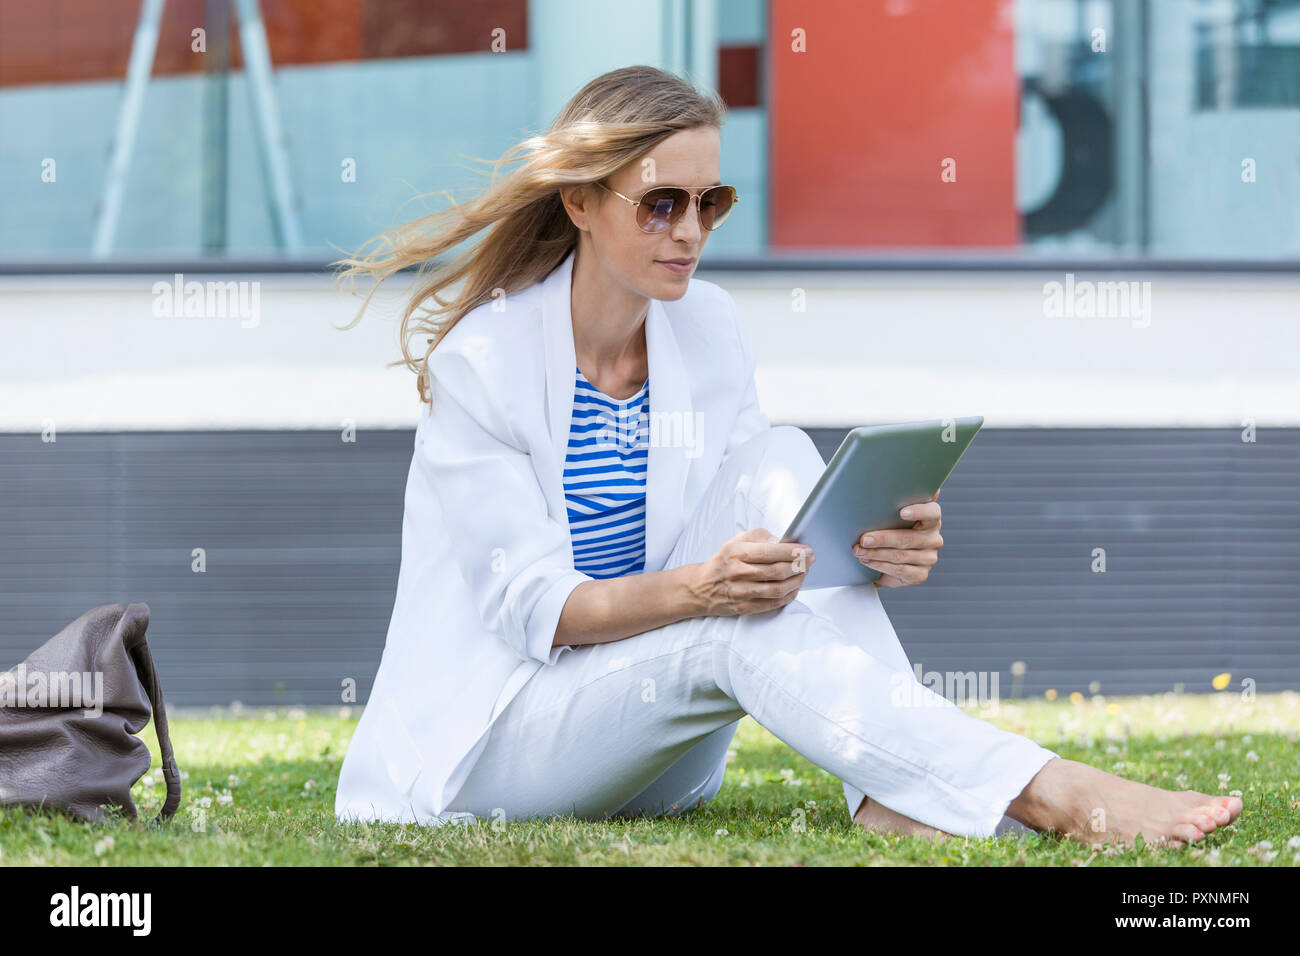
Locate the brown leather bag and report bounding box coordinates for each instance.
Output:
[0,602,182,823]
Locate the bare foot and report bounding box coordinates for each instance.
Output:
[1008,757,1244,849]
[853,795,953,841]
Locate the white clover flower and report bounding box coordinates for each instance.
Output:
[227,774,240,788]
[93,836,115,857]
[197,796,213,809]
[216,791,233,806]
[1217,772,1231,790]
[1175,774,1190,788]
[1245,750,1259,762]
[1286,835,1300,850]
[714,828,728,837]
[303,779,316,791]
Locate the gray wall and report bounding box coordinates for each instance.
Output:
[2,427,1296,704]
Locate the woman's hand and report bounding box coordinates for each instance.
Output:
[852,490,942,588]
[687,528,815,617]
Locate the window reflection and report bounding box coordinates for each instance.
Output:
[0,0,1294,263]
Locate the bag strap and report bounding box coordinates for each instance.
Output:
[128,637,182,823]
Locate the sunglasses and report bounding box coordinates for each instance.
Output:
[594,181,739,233]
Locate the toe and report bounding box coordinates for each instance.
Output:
[1172,823,1205,846]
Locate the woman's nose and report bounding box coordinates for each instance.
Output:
[670,197,704,241]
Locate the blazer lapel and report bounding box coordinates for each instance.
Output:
[540,251,578,536]
[642,296,692,573]
[542,251,578,485]
[539,248,693,573]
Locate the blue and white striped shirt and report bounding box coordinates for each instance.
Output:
[564,364,650,578]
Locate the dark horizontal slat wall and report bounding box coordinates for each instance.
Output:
[805,428,1300,697]
[1,428,1297,704]
[2,430,413,706]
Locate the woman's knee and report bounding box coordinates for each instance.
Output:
[746,426,825,537]
[765,424,821,463]
[729,425,819,471]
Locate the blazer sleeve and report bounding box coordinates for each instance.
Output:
[419,346,593,667]
[721,290,772,463]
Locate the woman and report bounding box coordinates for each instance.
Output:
[331,65,1241,847]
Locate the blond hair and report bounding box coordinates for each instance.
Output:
[330,65,727,406]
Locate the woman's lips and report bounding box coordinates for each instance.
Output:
[657,259,695,275]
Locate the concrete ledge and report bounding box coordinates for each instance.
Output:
[4,270,1298,430]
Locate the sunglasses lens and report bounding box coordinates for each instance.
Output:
[636,188,690,233]
[633,186,737,232]
[699,186,735,230]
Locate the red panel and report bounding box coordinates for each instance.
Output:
[769,0,1019,248]
[0,0,526,88]
[0,0,139,86]
[718,44,760,108]
[361,0,529,59]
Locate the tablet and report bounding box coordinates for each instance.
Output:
[780,416,984,589]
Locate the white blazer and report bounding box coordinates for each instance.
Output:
[335,247,771,824]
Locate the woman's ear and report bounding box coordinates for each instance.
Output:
[559,183,597,233]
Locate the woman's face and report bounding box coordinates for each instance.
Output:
[567,124,722,302]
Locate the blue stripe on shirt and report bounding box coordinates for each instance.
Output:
[564,365,650,578]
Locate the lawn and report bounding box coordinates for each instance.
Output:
[2,691,1296,866]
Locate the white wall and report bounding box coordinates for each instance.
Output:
[2,270,1297,431]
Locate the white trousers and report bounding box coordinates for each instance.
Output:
[445,426,1059,837]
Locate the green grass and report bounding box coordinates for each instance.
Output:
[2,691,1297,866]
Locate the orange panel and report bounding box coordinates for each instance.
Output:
[769,0,1020,248]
